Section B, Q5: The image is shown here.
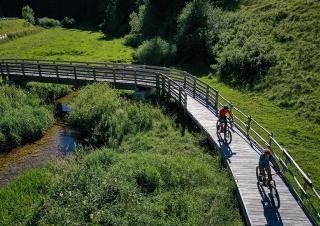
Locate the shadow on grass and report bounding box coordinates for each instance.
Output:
[173,64,212,77]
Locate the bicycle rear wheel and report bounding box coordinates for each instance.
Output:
[224,130,232,144]
[269,183,280,209]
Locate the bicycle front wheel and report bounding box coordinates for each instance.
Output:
[224,130,232,144]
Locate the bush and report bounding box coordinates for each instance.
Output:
[38,17,60,28]
[133,37,176,66]
[61,17,75,28]
[124,33,145,48]
[0,86,54,152]
[214,36,277,88]
[68,83,160,148]
[26,82,71,102]
[22,5,35,25]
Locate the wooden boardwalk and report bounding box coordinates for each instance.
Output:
[1,59,318,225]
[186,97,312,225]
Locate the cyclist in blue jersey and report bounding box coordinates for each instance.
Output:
[259,149,281,186]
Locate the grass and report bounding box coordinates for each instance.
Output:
[0,169,50,225]
[0,27,133,63]
[0,84,243,225]
[0,19,37,35]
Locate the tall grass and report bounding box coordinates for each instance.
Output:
[68,83,160,148]
[0,86,54,152]
[0,83,243,225]
[26,82,71,101]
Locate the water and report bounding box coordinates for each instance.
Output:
[0,124,78,186]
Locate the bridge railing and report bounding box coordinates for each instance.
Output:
[0,58,319,223]
[0,59,187,115]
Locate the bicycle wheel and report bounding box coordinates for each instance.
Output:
[269,183,280,209]
[224,130,232,144]
[216,120,220,132]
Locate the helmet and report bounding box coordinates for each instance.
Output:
[264,149,271,154]
[223,105,229,110]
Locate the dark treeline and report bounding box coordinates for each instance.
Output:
[0,0,103,21]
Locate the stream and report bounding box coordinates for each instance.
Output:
[0,93,78,187]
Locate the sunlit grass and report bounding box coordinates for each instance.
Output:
[0,27,133,63]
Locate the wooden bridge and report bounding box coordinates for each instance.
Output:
[1,59,319,225]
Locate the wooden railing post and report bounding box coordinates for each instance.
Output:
[247,116,252,135]
[134,70,137,90]
[179,86,182,106]
[38,64,43,81]
[21,63,25,79]
[93,67,96,82]
[5,62,9,75]
[0,61,4,81]
[113,68,116,88]
[183,73,187,89]
[193,78,196,98]
[184,91,187,113]
[268,132,273,147]
[55,64,59,82]
[156,73,160,99]
[161,76,165,97]
[206,85,210,107]
[215,91,219,109]
[73,66,77,81]
[168,79,171,99]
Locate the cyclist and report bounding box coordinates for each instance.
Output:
[259,149,281,186]
[218,105,232,132]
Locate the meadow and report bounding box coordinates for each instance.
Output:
[0,26,133,63]
[0,83,243,225]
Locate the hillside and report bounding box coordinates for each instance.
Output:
[0,19,38,36]
[214,0,320,123]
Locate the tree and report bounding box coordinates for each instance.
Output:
[176,0,223,64]
[22,5,35,25]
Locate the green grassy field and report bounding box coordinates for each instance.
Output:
[0,27,133,63]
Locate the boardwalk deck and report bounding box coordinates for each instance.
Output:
[186,96,312,226]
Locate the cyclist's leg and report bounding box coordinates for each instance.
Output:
[217,116,221,131]
[259,165,266,181]
[221,117,227,132]
[266,165,272,185]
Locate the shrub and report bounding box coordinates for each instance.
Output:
[26,82,71,101]
[38,17,60,28]
[215,36,277,88]
[124,33,145,48]
[68,83,160,148]
[22,5,35,25]
[61,17,75,28]
[0,86,54,152]
[133,37,176,66]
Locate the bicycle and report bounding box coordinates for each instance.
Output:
[216,117,232,145]
[256,166,281,209]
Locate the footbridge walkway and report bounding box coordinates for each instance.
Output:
[1,59,319,225]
